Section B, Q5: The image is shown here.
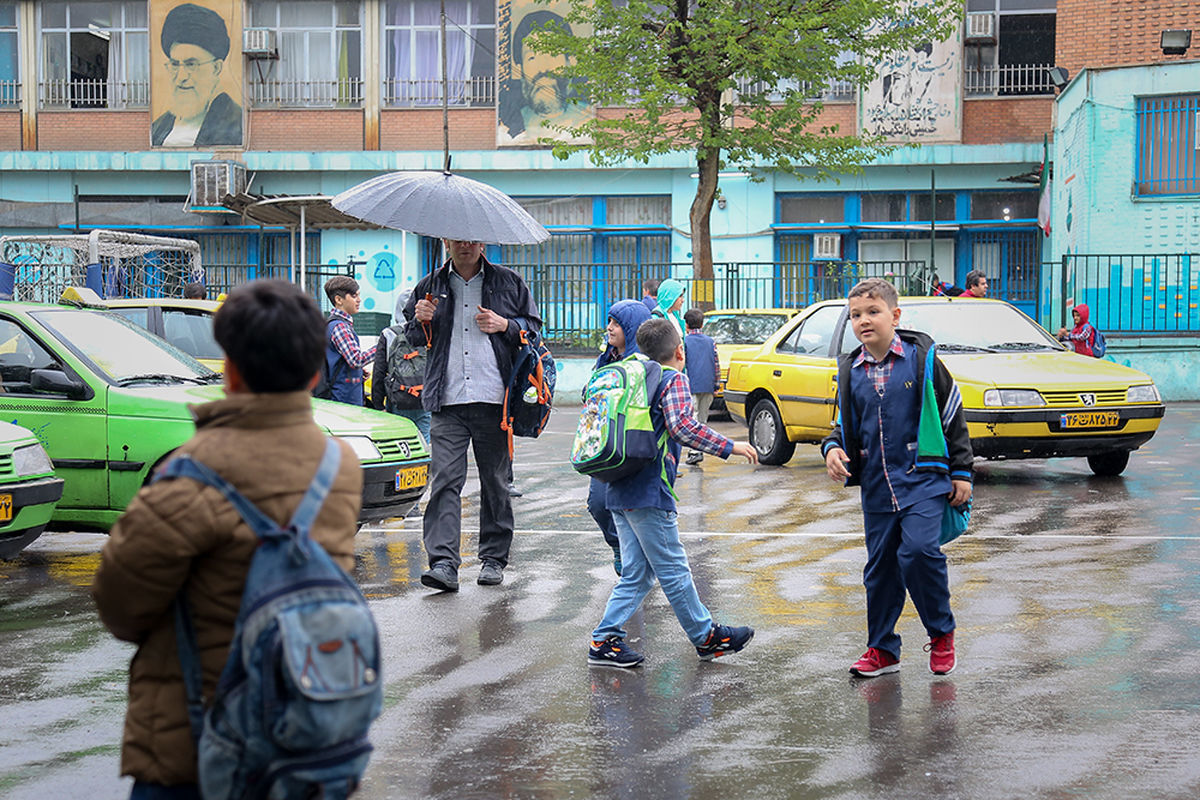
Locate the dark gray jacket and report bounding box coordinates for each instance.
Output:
[402,257,541,413]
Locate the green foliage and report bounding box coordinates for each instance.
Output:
[532,0,963,180]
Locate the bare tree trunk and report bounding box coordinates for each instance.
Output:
[690,145,719,312]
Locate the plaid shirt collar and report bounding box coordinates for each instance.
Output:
[853,332,905,368]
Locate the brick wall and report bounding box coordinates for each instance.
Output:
[1057,0,1200,77]
[0,111,21,150]
[380,109,496,151]
[963,98,1053,144]
[37,111,150,151]
[248,110,363,151]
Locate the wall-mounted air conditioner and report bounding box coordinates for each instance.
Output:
[190,160,247,211]
[243,28,278,59]
[965,12,995,42]
[813,233,841,260]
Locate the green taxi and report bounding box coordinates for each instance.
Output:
[0,300,428,530]
[723,297,1165,476]
[0,421,64,558]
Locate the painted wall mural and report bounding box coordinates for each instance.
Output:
[860,24,962,143]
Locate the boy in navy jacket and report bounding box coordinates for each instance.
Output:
[821,278,973,677]
[588,318,758,668]
[682,308,719,465]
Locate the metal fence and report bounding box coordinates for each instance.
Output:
[1041,254,1200,336]
[964,63,1053,96]
[39,79,149,109]
[204,261,354,312]
[521,260,926,350]
[248,78,365,108]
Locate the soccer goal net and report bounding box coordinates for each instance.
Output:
[0,229,203,304]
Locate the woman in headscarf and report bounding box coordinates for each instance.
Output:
[653,278,687,351]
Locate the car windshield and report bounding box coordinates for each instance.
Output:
[703,313,792,344]
[839,301,1065,354]
[32,308,219,384]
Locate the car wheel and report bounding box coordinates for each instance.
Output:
[1087,450,1130,477]
[749,398,796,465]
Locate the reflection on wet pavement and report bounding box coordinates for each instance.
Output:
[1,406,1199,799]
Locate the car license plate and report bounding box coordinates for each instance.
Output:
[395,464,428,492]
[0,493,10,522]
[1060,411,1120,429]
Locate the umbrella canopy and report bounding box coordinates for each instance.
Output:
[331,171,550,245]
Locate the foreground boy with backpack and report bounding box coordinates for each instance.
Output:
[93,280,373,798]
[821,278,973,678]
[588,318,759,668]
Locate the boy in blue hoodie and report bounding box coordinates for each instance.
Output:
[821,278,973,678]
[587,299,652,575]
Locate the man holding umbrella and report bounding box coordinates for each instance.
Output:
[404,239,541,591]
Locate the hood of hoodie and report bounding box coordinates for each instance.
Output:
[598,299,653,365]
[656,279,685,314]
[1072,303,1090,329]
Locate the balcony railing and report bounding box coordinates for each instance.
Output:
[384,75,495,108]
[735,77,856,103]
[248,78,365,108]
[39,79,149,109]
[965,63,1053,97]
[0,80,19,107]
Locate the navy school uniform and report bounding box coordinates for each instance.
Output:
[821,329,973,659]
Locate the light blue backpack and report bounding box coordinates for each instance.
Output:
[161,439,382,800]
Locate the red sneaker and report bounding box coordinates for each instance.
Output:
[849,647,900,677]
[926,631,956,675]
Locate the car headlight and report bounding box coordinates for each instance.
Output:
[340,436,381,461]
[1126,384,1160,403]
[983,389,1047,407]
[12,443,53,477]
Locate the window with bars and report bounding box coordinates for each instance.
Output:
[40,1,149,108]
[1136,93,1200,196]
[383,0,495,107]
[964,0,1055,97]
[0,2,17,106]
[247,1,363,107]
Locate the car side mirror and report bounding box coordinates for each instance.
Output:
[30,368,90,400]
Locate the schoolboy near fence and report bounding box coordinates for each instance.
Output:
[1057,303,1097,356]
[587,299,652,576]
[821,278,973,678]
[588,318,759,669]
[682,308,719,465]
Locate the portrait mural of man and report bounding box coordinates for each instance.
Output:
[497,0,591,147]
[151,1,243,148]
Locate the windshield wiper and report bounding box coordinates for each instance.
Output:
[989,341,1056,351]
[937,343,996,353]
[116,373,207,386]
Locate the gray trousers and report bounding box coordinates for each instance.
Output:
[423,402,514,569]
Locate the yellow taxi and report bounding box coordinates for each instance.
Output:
[701,308,801,413]
[723,296,1165,475]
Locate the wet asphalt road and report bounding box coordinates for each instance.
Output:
[2,404,1200,799]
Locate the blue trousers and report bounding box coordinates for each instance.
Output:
[591,507,713,646]
[587,478,619,550]
[862,494,955,658]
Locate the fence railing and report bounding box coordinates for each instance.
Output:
[0,80,19,107]
[384,76,495,107]
[964,63,1053,96]
[204,261,354,312]
[1041,254,1200,335]
[248,78,365,108]
[734,76,855,103]
[520,260,928,350]
[39,79,149,109]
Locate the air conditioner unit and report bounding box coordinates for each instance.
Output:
[243,28,278,58]
[965,12,995,42]
[813,233,841,260]
[190,160,247,211]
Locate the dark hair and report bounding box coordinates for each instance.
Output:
[161,3,231,60]
[848,277,899,308]
[324,276,360,304]
[183,281,206,300]
[684,308,704,329]
[213,280,325,393]
[642,278,660,296]
[965,270,987,289]
[636,317,681,363]
[513,10,571,63]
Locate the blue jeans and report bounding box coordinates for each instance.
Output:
[591,507,713,645]
[130,782,201,800]
[391,407,431,447]
[862,494,955,658]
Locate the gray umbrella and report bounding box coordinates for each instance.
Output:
[331,171,550,245]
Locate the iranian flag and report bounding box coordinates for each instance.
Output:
[1037,133,1051,236]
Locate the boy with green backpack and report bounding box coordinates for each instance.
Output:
[577,317,758,668]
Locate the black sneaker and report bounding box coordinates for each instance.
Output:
[696,624,754,661]
[477,559,504,586]
[588,636,645,668]
[507,482,523,497]
[420,561,459,592]
[685,451,704,465]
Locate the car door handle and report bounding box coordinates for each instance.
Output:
[772,370,782,377]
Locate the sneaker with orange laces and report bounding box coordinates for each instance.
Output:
[926,631,956,675]
[849,647,900,677]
